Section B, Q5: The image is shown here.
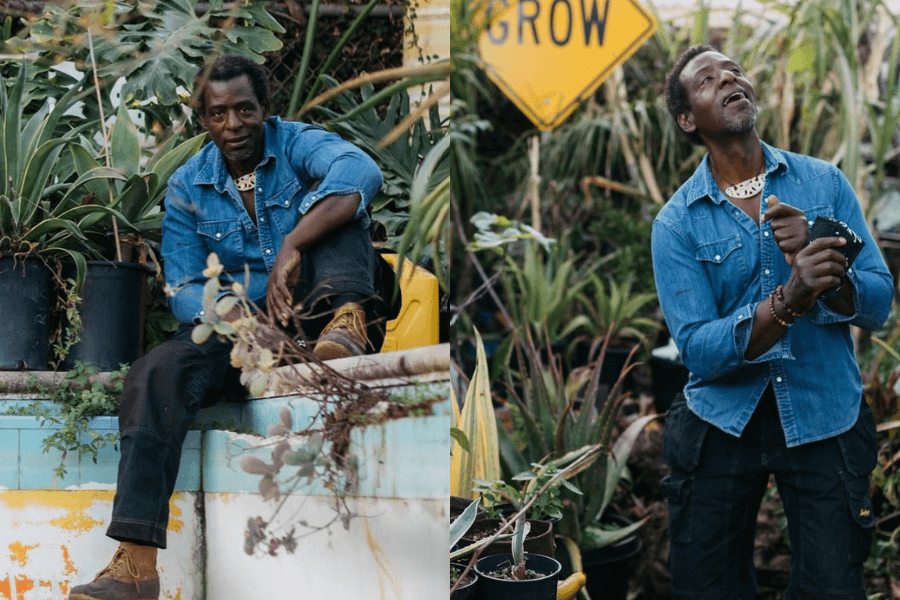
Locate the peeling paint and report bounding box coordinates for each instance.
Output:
[0,576,10,600]
[13,575,34,599]
[49,510,104,533]
[0,490,114,510]
[8,543,38,567]
[168,494,184,533]
[62,545,76,576]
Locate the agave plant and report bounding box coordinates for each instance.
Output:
[0,63,98,287]
[60,102,207,261]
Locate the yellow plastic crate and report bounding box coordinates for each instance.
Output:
[380,253,440,352]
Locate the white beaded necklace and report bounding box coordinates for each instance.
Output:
[234,171,256,192]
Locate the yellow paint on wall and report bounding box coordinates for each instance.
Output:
[0,490,114,510]
[168,494,184,533]
[8,543,38,567]
[0,490,113,533]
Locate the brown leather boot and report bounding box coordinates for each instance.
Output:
[313,302,370,360]
[68,542,160,600]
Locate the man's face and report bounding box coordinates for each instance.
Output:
[677,51,758,141]
[200,74,268,166]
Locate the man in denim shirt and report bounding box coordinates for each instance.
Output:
[69,55,391,600]
[653,45,894,599]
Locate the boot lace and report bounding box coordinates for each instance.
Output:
[320,303,369,347]
[95,546,143,593]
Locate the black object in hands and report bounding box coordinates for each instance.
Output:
[808,215,864,300]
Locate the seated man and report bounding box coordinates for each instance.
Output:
[69,54,390,600]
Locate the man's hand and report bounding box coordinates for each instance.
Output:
[266,246,302,326]
[762,195,808,266]
[783,236,849,313]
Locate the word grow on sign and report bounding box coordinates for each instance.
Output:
[479,0,657,131]
[485,0,613,47]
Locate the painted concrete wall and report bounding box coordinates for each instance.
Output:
[0,371,450,600]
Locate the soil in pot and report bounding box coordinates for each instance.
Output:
[475,552,561,600]
[462,518,555,558]
[450,562,478,600]
[61,261,151,371]
[0,255,52,370]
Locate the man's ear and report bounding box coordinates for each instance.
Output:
[678,111,696,135]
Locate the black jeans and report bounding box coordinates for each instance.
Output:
[662,387,877,599]
[106,221,387,548]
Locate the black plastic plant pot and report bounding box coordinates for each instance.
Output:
[62,261,151,371]
[0,255,52,370]
[475,553,561,600]
[450,562,478,600]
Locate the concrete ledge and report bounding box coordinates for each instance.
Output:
[0,344,450,395]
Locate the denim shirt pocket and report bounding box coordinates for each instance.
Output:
[265,179,304,238]
[695,235,747,305]
[197,220,245,271]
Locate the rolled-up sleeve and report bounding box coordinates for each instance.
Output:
[808,169,894,331]
[652,217,781,381]
[286,127,383,225]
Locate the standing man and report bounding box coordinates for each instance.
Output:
[653,45,894,599]
[69,54,390,600]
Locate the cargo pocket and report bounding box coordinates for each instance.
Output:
[837,402,877,477]
[663,394,710,473]
[840,472,876,563]
[661,474,692,545]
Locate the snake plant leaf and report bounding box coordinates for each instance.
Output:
[450,328,501,499]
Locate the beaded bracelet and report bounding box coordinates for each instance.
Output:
[775,285,804,320]
[769,289,793,328]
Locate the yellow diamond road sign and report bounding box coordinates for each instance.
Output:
[479,0,658,131]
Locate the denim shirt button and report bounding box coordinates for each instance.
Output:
[715,254,721,260]
[808,219,814,226]
[776,377,783,383]
[764,231,770,237]
[216,233,221,239]
[265,249,272,254]
[765,269,770,275]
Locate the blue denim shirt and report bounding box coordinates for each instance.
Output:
[651,142,894,447]
[161,116,383,324]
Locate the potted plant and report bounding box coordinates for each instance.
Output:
[57,101,206,370]
[0,63,101,370]
[450,497,484,600]
[474,514,563,600]
[496,327,658,600]
[560,273,660,391]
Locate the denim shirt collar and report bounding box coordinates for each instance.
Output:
[193,117,282,192]
[684,141,789,207]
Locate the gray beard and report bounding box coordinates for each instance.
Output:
[223,147,254,162]
[724,104,759,134]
